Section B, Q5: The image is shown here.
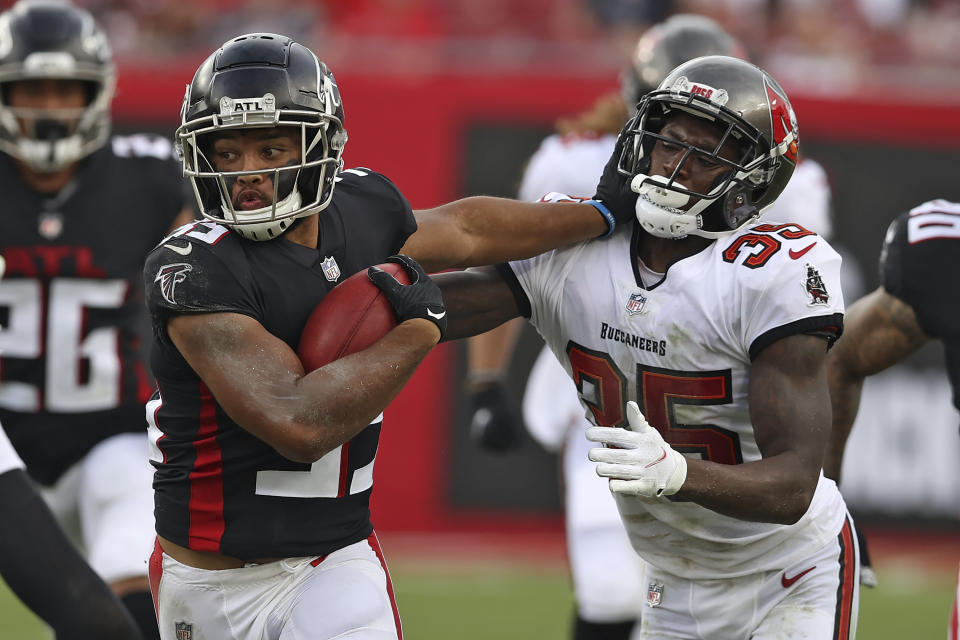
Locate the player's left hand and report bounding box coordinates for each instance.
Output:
[592,122,638,225]
[586,401,687,498]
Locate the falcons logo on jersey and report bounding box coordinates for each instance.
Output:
[155,263,193,304]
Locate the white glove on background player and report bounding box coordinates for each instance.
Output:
[586,401,687,498]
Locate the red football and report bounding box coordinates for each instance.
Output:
[297,262,410,372]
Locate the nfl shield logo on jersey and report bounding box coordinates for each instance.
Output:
[646,582,664,608]
[38,212,64,240]
[175,621,193,640]
[321,256,341,282]
[626,292,648,315]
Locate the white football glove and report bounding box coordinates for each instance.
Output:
[586,401,687,498]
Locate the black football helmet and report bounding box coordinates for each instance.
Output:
[0,0,114,171]
[176,33,347,241]
[618,55,799,239]
[621,14,744,116]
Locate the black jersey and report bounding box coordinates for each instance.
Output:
[144,168,417,560]
[881,199,960,412]
[0,135,186,485]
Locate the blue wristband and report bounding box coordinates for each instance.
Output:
[587,199,616,238]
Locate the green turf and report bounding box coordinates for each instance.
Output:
[392,564,575,638]
[0,562,953,639]
[0,580,45,638]
[857,565,956,640]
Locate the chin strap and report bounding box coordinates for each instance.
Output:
[631,173,755,240]
[219,189,306,241]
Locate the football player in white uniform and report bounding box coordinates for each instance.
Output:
[442,56,860,639]
[467,15,848,640]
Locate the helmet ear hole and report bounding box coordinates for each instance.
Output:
[721,187,758,230]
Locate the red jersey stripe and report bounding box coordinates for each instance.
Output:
[338,441,351,497]
[368,532,403,640]
[834,517,857,640]
[149,538,164,617]
[187,382,225,551]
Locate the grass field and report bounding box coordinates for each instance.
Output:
[1,529,955,639]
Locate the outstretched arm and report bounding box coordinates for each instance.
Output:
[401,198,610,273]
[825,287,929,481]
[401,127,637,274]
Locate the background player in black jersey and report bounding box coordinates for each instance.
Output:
[0,255,142,639]
[143,32,633,640]
[0,2,193,638]
[825,198,960,640]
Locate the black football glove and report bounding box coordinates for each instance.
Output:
[368,254,447,339]
[468,380,520,452]
[592,122,639,227]
[853,518,878,588]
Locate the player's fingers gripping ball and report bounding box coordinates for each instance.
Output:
[587,401,687,498]
[368,254,447,338]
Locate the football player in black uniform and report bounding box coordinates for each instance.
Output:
[0,2,193,638]
[144,32,633,640]
[826,198,960,640]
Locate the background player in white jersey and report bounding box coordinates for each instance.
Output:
[440,55,860,639]
[0,254,142,639]
[467,15,849,640]
[825,198,960,640]
[144,32,635,640]
[0,2,193,638]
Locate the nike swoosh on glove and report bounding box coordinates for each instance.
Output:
[368,254,447,338]
[586,401,687,498]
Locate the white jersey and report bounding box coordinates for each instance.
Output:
[0,422,24,476]
[506,213,848,579]
[518,133,617,203]
[518,136,835,449]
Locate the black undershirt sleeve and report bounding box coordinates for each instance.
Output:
[0,468,142,640]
